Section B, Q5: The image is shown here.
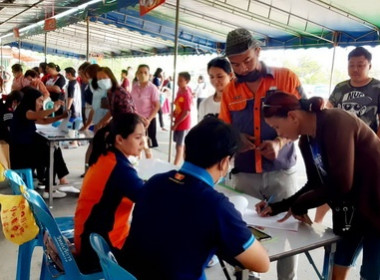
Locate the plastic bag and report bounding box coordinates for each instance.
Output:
[0,194,39,245]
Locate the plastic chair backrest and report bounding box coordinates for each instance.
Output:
[5,169,52,216]
[89,233,137,280]
[14,168,34,189]
[5,169,33,195]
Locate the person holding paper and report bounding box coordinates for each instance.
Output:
[121,117,269,280]
[257,91,380,280]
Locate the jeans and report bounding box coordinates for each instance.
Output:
[334,232,380,280]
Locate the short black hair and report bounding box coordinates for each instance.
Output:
[24,69,39,78]
[348,47,372,62]
[121,69,128,75]
[11,64,23,73]
[65,67,76,77]
[178,71,191,82]
[137,64,150,71]
[184,117,240,169]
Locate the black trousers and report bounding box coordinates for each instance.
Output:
[197,98,205,109]
[147,117,158,148]
[157,108,164,128]
[11,133,69,191]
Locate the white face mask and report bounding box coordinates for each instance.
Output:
[98,78,112,91]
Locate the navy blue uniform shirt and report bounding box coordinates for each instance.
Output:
[121,161,254,280]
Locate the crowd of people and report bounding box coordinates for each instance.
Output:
[1,27,379,280]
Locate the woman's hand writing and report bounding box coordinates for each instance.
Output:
[255,200,272,216]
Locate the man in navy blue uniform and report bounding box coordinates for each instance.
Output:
[121,117,270,280]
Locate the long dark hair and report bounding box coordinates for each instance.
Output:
[153,67,163,78]
[89,113,143,166]
[262,91,324,118]
[207,57,232,74]
[84,64,100,90]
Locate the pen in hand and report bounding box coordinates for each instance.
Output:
[255,195,274,216]
[264,195,274,207]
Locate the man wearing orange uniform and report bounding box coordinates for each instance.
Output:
[219,28,306,280]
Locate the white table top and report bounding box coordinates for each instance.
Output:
[135,158,339,261]
[36,124,94,141]
[216,185,339,261]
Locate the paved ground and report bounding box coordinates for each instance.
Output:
[0,110,362,279]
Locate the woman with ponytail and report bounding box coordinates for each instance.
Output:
[74,113,145,273]
[256,91,380,280]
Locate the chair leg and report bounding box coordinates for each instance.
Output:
[16,239,39,280]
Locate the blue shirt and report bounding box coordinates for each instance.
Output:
[121,162,254,280]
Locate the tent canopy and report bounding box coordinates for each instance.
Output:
[1,0,380,58]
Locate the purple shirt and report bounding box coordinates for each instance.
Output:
[131,82,159,118]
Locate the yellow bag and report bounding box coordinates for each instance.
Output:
[0,163,5,182]
[0,194,39,245]
[0,141,10,169]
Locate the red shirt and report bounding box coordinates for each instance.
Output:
[173,86,192,130]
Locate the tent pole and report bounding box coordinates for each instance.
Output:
[18,39,21,63]
[329,33,338,94]
[44,32,47,63]
[329,46,336,93]
[1,39,3,94]
[1,39,3,70]
[86,17,89,61]
[168,0,180,163]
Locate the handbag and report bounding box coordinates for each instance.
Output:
[330,200,358,236]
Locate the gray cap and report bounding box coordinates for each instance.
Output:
[225,28,261,56]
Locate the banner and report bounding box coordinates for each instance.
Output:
[139,0,165,16]
[44,18,57,32]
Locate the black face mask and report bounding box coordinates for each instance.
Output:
[235,69,262,83]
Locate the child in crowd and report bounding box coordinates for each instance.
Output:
[172,71,192,165]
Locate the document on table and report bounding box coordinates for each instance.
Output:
[37,125,66,137]
[244,209,300,231]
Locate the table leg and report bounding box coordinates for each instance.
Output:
[48,142,54,208]
[233,267,249,280]
[322,242,336,280]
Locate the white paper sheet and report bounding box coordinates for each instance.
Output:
[244,209,300,231]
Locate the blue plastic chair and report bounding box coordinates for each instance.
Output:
[89,233,137,280]
[3,170,86,280]
[13,168,35,190]
[9,173,104,279]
